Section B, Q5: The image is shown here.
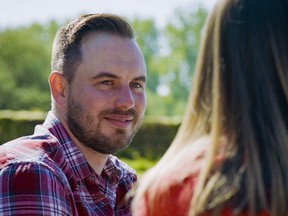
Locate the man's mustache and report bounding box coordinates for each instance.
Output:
[102,109,137,117]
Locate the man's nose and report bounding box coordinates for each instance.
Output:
[114,86,135,110]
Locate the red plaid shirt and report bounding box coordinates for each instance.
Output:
[0,112,137,216]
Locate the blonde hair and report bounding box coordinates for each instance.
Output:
[133,0,288,215]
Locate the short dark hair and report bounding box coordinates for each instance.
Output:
[51,13,134,83]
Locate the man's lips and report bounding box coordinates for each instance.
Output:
[104,115,134,128]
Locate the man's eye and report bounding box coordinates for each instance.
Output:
[131,82,143,88]
[100,80,113,85]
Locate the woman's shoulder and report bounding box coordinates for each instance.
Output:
[172,136,211,175]
[136,137,211,216]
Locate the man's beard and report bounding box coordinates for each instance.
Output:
[67,95,143,154]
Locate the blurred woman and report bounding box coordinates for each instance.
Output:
[133,0,288,215]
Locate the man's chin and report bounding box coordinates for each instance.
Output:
[88,143,129,155]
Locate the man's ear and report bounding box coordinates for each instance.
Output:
[49,71,68,108]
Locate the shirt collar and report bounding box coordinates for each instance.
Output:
[42,111,92,181]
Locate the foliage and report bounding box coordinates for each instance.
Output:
[157,6,208,115]
[120,157,157,176]
[0,6,208,116]
[116,117,180,160]
[0,21,60,111]
[0,110,45,145]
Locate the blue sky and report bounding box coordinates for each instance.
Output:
[1,0,217,29]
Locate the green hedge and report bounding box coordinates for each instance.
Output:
[0,110,181,160]
[116,116,181,160]
[0,110,46,145]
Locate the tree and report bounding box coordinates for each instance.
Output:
[0,21,60,110]
[157,5,208,115]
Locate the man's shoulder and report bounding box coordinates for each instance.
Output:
[0,135,60,169]
[0,135,71,188]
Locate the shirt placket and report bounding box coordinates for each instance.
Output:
[84,174,114,215]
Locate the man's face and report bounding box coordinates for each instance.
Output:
[66,33,146,154]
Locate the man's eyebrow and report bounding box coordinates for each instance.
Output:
[91,72,147,83]
[91,72,119,80]
[134,76,147,83]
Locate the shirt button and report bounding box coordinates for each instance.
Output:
[90,175,96,180]
[99,201,105,207]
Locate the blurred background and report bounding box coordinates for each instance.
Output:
[0,0,216,116]
[0,0,216,173]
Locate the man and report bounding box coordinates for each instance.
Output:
[0,14,146,216]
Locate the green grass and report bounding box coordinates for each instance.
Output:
[120,157,158,177]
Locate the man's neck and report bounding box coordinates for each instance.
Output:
[76,143,109,175]
[52,110,109,175]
